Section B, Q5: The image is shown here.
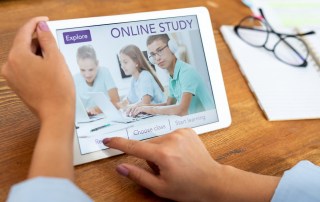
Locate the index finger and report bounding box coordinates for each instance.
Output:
[13,16,49,49]
[104,137,157,161]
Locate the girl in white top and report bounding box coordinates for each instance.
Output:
[118,44,165,109]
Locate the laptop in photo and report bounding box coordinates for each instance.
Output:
[75,95,104,123]
[89,92,137,123]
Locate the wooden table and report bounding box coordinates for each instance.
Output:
[0,0,319,201]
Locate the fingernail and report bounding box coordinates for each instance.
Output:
[102,138,111,145]
[116,165,129,176]
[38,21,50,32]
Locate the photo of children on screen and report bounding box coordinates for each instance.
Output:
[126,33,215,117]
[56,15,219,154]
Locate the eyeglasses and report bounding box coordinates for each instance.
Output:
[148,45,168,60]
[234,9,315,67]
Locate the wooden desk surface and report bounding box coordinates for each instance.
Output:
[0,0,319,201]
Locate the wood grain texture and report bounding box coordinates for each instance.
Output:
[0,0,319,201]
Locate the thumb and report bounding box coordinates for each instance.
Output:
[116,164,163,193]
[36,21,59,58]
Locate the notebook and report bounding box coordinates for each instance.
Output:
[220,25,320,121]
[297,27,320,71]
[245,0,320,71]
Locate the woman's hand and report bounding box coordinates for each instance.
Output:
[104,128,280,202]
[103,128,225,202]
[1,17,75,122]
[1,17,76,180]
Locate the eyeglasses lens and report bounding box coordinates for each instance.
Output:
[237,17,268,47]
[274,37,309,66]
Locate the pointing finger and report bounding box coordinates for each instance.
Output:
[103,137,157,162]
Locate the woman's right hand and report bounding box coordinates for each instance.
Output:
[104,127,280,202]
[103,128,226,202]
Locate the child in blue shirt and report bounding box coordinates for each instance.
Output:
[118,44,165,110]
[128,34,215,117]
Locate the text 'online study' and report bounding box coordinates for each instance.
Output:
[56,15,218,155]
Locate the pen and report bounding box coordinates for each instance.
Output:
[79,125,134,138]
[90,124,111,132]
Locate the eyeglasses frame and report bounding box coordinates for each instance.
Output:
[148,45,169,60]
[234,8,315,67]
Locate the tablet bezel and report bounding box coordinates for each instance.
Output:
[48,7,231,165]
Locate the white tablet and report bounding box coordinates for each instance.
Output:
[48,7,231,165]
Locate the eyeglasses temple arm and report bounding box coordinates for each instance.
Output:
[258,8,265,19]
[258,8,276,32]
[297,31,316,36]
[235,25,270,33]
[279,31,316,37]
[258,8,315,38]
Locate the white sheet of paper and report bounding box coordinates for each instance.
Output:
[221,25,320,121]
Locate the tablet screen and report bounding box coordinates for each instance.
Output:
[55,14,219,155]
